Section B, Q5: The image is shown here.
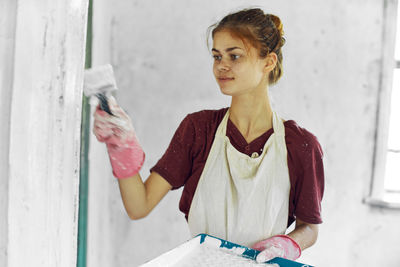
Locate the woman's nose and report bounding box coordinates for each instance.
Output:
[217,59,230,71]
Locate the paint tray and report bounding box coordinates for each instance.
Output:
[140,234,313,267]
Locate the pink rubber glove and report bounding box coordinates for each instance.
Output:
[93,97,145,179]
[252,235,301,263]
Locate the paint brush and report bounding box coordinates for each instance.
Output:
[83,64,118,115]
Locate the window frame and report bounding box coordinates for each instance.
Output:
[366,0,400,208]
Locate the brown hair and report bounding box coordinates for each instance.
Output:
[207,8,286,85]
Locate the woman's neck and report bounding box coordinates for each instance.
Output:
[229,88,273,143]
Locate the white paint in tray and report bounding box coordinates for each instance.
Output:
[173,245,278,267]
[140,235,279,267]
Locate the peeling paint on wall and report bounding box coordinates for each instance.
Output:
[0,0,17,266]
[5,1,89,267]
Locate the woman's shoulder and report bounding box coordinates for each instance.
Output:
[185,107,229,126]
[284,120,323,156]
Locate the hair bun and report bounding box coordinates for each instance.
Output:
[268,14,285,48]
[269,14,284,37]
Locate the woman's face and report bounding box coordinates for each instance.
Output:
[212,30,272,96]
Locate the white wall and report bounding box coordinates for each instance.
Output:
[0,1,89,266]
[90,0,400,266]
[0,0,17,266]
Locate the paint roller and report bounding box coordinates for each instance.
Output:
[83,64,117,115]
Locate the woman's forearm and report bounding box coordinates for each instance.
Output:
[117,171,172,220]
[117,174,148,220]
[287,219,319,250]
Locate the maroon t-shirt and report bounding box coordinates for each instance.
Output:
[150,107,324,227]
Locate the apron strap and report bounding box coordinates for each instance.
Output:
[272,111,285,137]
[216,109,230,137]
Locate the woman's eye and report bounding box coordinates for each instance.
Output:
[213,55,221,61]
[212,55,240,61]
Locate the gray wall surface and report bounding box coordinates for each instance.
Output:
[89,0,400,266]
[0,1,89,266]
[0,0,17,266]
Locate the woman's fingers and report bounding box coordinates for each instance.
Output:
[93,123,113,141]
[256,246,284,263]
[93,118,134,145]
[94,105,132,129]
[92,98,135,145]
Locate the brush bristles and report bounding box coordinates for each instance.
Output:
[83,64,118,96]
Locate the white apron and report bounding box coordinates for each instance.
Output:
[187,109,290,247]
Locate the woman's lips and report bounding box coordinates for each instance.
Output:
[218,77,234,82]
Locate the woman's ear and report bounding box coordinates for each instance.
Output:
[263,52,278,73]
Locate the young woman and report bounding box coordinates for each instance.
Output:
[93,8,324,263]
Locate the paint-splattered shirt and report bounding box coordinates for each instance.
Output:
[150,107,324,227]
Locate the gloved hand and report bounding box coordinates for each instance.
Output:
[252,235,301,263]
[93,97,145,179]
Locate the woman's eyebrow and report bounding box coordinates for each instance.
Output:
[212,47,243,53]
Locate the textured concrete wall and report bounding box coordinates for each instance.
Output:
[4,1,89,266]
[90,0,400,266]
[0,1,17,266]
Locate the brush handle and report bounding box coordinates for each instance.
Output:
[95,93,113,116]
